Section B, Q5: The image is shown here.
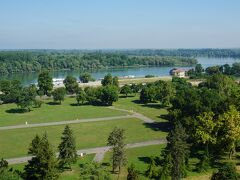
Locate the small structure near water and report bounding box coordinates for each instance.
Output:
[169,68,187,78]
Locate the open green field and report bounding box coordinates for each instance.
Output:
[114,95,169,121]
[0,97,128,127]
[0,118,166,158]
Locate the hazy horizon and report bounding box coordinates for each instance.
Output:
[1,0,240,49]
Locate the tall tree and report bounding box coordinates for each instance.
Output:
[127,164,139,180]
[28,134,41,155]
[38,71,53,96]
[76,88,86,105]
[160,121,189,180]
[120,84,132,97]
[194,112,218,157]
[58,125,77,169]
[145,156,158,178]
[79,73,93,83]
[101,74,119,87]
[107,127,127,176]
[52,87,66,104]
[63,76,79,94]
[220,106,240,159]
[99,86,118,106]
[24,134,58,180]
[16,85,37,112]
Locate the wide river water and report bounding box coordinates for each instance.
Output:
[1,57,240,85]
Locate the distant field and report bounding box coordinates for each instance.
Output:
[0,97,127,127]
[119,76,172,85]
[0,118,166,158]
[114,95,169,121]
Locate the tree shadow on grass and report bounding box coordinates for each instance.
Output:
[131,99,166,109]
[138,156,161,165]
[119,95,135,98]
[70,102,88,106]
[46,102,61,105]
[143,121,172,132]
[6,108,28,114]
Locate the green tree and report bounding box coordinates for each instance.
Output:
[120,84,132,97]
[101,74,119,87]
[107,127,127,175]
[99,86,118,106]
[194,112,218,158]
[76,88,86,105]
[28,134,41,155]
[220,106,240,159]
[145,156,158,178]
[38,71,53,96]
[79,162,110,180]
[16,85,37,112]
[0,158,21,180]
[52,87,66,104]
[79,72,93,83]
[140,86,156,103]
[0,80,22,103]
[211,163,240,180]
[24,134,58,180]
[63,76,79,94]
[127,164,139,180]
[58,125,77,169]
[161,121,189,180]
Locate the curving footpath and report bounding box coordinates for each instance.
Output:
[6,139,167,165]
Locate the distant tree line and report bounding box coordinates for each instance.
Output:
[114,48,240,58]
[188,62,240,78]
[0,51,197,74]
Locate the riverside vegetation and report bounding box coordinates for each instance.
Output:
[1,63,240,179]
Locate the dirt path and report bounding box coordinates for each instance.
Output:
[6,139,166,165]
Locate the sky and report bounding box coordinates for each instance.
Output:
[0,0,240,49]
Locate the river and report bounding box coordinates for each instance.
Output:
[0,57,239,85]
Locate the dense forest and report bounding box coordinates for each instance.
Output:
[0,51,197,74]
[1,48,240,75]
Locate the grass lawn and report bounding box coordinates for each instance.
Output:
[0,118,166,158]
[103,144,166,180]
[103,145,214,180]
[9,154,95,180]
[0,97,128,127]
[114,95,169,122]
[58,154,95,180]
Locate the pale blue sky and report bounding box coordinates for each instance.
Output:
[0,0,240,49]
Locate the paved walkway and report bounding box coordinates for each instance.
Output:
[108,106,154,123]
[0,115,134,131]
[0,107,154,131]
[6,139,166,165]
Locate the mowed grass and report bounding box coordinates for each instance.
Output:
[103,145,213,180]
[0,118,166,158]
[0,97,128,127]
[114,95,168,121]
[9,154,95,180]
[103,144,165,180]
